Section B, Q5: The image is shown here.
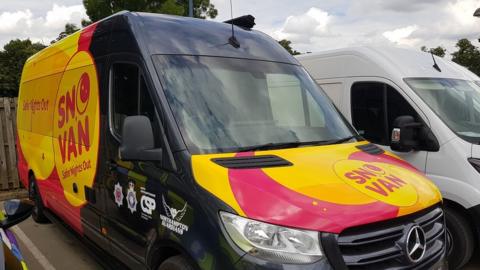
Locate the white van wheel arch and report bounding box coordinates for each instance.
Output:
[443,202,475,270]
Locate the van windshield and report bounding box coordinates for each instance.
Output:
[406,78,480,143]
[154,55,357,154]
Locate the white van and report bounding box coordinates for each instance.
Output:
[298,46,480,269]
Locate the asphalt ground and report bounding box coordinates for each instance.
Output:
[14,217,103,270]
[9,216,480,270]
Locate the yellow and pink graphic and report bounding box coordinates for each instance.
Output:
[192,142,441,233]
[16,24,100,233]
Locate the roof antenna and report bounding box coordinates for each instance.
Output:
[431,52,441,72]
[228,0,240,48]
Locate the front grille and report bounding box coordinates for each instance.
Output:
[332,206,446,270]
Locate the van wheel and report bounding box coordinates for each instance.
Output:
[445,208,474,270]
[158,256,194,270]
[29,176,50,224]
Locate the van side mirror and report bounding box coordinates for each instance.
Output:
[390,115,439,152]
[0,200,34,229]
[119,116,162,161]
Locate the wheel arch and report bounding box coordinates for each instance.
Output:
[443,198,479,246]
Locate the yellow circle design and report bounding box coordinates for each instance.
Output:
[334,160,418,207]
[53,51,99,207]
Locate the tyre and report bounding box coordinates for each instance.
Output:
[29,175,50,224]
[158,256,195,270]
[445,208,474,270]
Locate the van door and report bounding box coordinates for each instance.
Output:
[103,56,170,268]
[349,80,429,171]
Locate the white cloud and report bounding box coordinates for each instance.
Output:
[447,0,479,25]
[0,10,33,33]
[383,25,419,46]
[44,4,86,27]
[0,3,88,47]
[274,7,331,43]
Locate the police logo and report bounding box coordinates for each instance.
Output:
[126,182,137,213]
[113,183,123,207]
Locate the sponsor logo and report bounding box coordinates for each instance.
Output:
[160,195,189,235]
[114,182,124,207]
[126,182,137,213]
[140,187,156,220]
[334,160,418,206]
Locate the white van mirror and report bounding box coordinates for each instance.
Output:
[390,115,439,152]
[119,116,163,161]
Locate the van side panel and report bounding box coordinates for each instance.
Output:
[17,23,102,234]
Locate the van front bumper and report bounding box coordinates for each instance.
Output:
[233,254,447,270]
[233,254,334,270]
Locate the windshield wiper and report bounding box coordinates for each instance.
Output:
[323,135,360,145]
[237,142,303,152]
[236,136,360,152]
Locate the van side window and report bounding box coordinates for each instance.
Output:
[351,82,419,146]
[110,63,158,143]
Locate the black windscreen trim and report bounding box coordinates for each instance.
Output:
[212,155,292,169]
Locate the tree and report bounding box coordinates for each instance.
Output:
[0,39,46,97]
[451,39,480,76]
[51,23,80,44]
[278,39,301,55]
[421,46,446,57]
[82,0,218,22]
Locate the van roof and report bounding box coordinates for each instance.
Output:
[25,11,297,67]
[135,12,296,63]
[297,46,479,81]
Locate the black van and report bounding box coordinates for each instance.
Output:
[17,11,447,270]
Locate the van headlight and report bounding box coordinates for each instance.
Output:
[219,212,323,264]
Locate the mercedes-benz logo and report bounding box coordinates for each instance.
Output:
[405,225,427,263]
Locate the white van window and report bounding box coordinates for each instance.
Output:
[351,82,419,145]
[406,78,480,143]
[110,63,157,142]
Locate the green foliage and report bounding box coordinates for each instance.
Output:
[51,23,80,44]
[451,39,480,76]
[82,0,218,22]
[278,39,301,55]
[0,39,46,97]
[81,19,93,27]
[421,45,446,57]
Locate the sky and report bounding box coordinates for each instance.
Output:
[0,0,479,56]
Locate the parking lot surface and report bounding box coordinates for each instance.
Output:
[14,217,102,270]
[10,217,480,269]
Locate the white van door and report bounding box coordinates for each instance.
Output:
[346,78,429,172]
